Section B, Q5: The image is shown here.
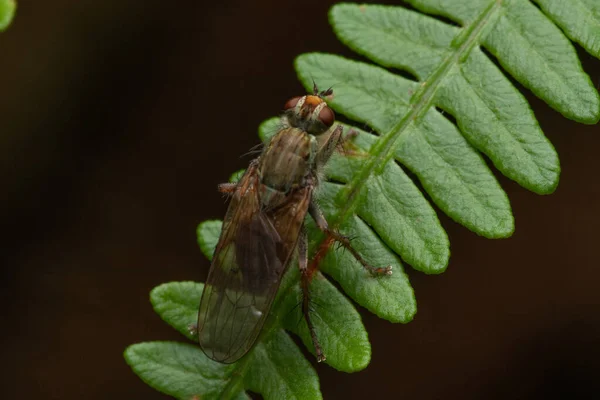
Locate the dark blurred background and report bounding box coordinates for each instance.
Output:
[1,0,599,399]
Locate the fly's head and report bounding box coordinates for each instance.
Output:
[282,85,335,136]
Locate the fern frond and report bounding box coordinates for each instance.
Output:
[125,2,600,399]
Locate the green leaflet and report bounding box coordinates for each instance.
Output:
[259,120,422,321]
[324,128,449,274]
[312,183,417,322]
[196,220,221,261]
[483,0,599,123]
[329,3,458,81]
[405,0,600,123]
[259,118,449,273]
[244,330,322,400]
[280,270,372,372]
[295,53,514,238]
[150,282,201,341]
[196,222,374,372]
[147,227,374,396]
[141,280,331,399]
[0,0,15,31]
[124,341,243,400]
[533,0,600,58]
[229,169,246,183]
[199,221,372,372]
[329,4,560,194]
[435,49,560,194]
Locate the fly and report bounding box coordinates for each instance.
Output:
[197,84,392,364]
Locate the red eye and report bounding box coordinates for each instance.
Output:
[284,96,302,110]
[318,106,335,127]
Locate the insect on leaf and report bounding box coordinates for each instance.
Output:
[126,2,600,399]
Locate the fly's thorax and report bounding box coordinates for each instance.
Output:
[259,127,317,193]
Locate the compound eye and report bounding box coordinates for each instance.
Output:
[318,106,335,127]
[284,96,302,110]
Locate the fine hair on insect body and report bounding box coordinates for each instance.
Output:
[197,83,392,364]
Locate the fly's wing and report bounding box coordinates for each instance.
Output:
[198,168,311,363]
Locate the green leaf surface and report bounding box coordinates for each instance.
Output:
[483,0,599,123]
[150,282,202,341]
[405,0,600,123]
[330,4,560,194]
[260,119,449,274]
[280,271,371,372]
[295,53,514,238]
[145,280,322,400]
[245,330,322,400]
[124,341,239,400]
[434,49,560,194]
[314,182,417,322]
[196,220,221,260]
[198,222,372,372]
[0,0,15,31]
[259,120,421,321]
[533,0,600,58]
[229,169,245,183]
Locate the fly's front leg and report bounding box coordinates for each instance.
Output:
[337,128,368,158]
[309,201,392,276]
[315,125,343,169]
[316,125,365,167]
[298,226,326,362]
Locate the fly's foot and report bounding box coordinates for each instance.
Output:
[338,128,366,157]
[367,265,393,276]
[344,128,359,141]
[188,323,198,336]
[327,229,392,277]
[316,351,326,363]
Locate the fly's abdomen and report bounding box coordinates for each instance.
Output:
[260,128,311,192]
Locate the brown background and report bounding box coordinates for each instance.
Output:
[2,0,600,399]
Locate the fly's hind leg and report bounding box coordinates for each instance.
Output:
[298,226,326,362]
[309,201,392,276]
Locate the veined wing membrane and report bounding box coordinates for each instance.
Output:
[198,166,311,363]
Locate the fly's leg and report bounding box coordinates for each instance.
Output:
[188,324,198,336]
[309,201,392,276]
[298,226,326,362]
[344,128,359,141]
[337,128,368,158]
[315,125,343,169]
[316,125,365,168]
[218,183,237,194]
[313,81,333,97]
[217,158,260,194]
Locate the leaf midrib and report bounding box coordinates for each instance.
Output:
[328,1,503,235]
